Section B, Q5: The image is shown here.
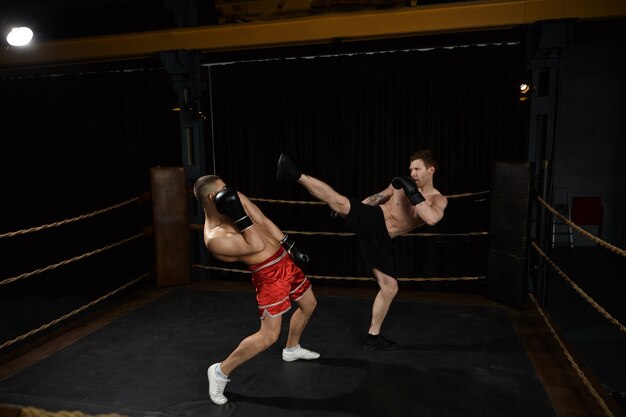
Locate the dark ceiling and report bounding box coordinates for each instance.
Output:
[1,0,471,42]
[0,0,219,42]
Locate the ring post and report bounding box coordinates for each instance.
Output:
[535,160,552,306]
[151,167,191,287]
[487,161,533,309]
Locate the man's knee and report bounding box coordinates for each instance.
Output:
[259,317,282,347]
[260,327,280,348]
[375,271,398,298]
[304,296,318,315]
[382,281,398,299]
[298,291,317,316]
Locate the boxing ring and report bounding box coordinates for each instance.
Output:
[0,167,625,417]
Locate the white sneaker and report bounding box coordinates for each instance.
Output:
[207,363,229,405]
[282,345,320,362]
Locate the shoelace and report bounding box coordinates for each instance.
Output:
[211,374,230,397]
[216,377,229,391]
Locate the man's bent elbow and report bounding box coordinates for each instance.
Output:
[424,212,444,226]
[424,218,439,227]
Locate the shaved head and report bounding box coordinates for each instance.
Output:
[193,175,221,202]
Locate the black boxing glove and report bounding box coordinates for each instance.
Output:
[280,234,311,267]
[215,187,254,231]
[391,176,425,205]
[330,210,343,222]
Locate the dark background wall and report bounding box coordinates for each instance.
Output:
[552,36,626,247]
[0,69,181,348]
[203,43,529,285]
[545,29,626,400]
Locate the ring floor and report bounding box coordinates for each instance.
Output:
[0,279,624,417]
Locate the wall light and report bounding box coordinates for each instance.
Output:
[519,82,531,101]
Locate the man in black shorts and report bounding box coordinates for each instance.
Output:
[277,151,447,350]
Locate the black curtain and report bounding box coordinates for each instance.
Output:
[206,43,529,289]
[0,43,528,350]
[0,68,181,345]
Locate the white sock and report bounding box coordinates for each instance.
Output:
[216,363,228,379]
[284,344,300,352]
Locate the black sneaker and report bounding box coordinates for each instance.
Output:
[362,335,399,351]
[277,153,302,181]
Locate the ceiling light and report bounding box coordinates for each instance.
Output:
[6,27,34,47]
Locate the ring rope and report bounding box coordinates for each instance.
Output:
[0,231,149,287]
[20,406,130,417]
[536,196,626,258]
[0,269,153,351]
[282,230,489,238]
[250,198,325,205]
[190,224,487,239]
[0,192,151,240]
[531,242,626,334]
[192,264,485,282]
[444,190,490,199]
[528,293,615,417]
[249,190,489,206]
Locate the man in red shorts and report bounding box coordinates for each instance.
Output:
[193,174,319,406]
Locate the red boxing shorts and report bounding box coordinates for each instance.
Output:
[249,247,312,319]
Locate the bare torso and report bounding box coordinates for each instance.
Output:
[380,188,443,238]
[204,220,281,265]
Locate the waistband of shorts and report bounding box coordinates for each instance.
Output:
[249,247,288,273]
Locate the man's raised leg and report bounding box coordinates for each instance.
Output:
[277,153,351,216]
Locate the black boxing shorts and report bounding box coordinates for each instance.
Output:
[344,198,396,278]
